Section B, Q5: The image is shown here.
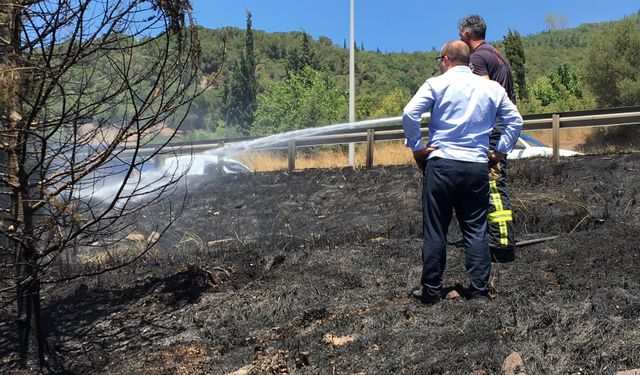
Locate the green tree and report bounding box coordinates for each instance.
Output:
[527,62,592,112]
[370,89,409,118]
[503,29,528,101]
[583,17,640,144]
[584,18,640,108]
[286,32,319,75]
[222,11,258,135]
[531,75,561,106]
[532,63,583,106]
[556,63,582,98]
[356,94,379,120]
[252,66,347,136]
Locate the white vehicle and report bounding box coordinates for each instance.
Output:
[509,134,582,159]
[72,154,251,202]
[161,154,252,177]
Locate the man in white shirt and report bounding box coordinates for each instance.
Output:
[402,40,523,304]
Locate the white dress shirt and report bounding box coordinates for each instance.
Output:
[402,65,523,163]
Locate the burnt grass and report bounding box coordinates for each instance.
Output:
[2,153,640,374]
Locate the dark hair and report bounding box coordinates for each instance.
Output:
[458,14,486,40]
[442,41,470,66]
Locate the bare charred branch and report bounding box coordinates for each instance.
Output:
[0,0,208,368]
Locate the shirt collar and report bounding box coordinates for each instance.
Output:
[447,65,472,74]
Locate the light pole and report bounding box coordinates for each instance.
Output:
[348,0,356,166]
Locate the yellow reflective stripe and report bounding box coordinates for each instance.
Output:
[489,180,504,211]
[488,209,511,217]
[488,180,510,246]
[489,217,512,223]
[488,210,512,223]
[490,193,503,206]
[499,222,509,246]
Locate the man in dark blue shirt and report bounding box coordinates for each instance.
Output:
[459,14,517,263]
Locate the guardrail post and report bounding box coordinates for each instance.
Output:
[152,153,162,170]
[287,139,296,172]
[217,140,225,173]
[365,129,374,169]
[552,114,560,162]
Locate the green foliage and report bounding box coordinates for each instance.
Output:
[286,32,319,75]
[252,66,347,136]
[370,88,409,118]
[531,75,560,106]
[356,94,379,120]
[356,89,410,120]
[532,63,582,105]
[182,128,220,141]
[520,89,593,114]
[583,17,640,108]
[529,62,589,111]
[555,63,583,98]
[178,89,219,132]
[503,29,527,101]
[29,11,640,136]
[581,16,640,143]
[497,13,640,81]
[221,12,258,135]
[617,78,640,105]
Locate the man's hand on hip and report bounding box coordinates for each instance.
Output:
[413,147,438,172]
[488,150,506,167]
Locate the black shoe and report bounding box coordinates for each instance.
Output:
[467,292,490,303]
[490,247,515,263]
[463,286,491,303]
[410,287,441,305]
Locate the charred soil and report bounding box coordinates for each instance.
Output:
[2,153,640,374]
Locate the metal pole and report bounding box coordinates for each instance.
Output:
[552,113,560,162]
[217,140,225,173]
[348,0,356,166]
[365,129,374,169]
[515,236,558,247]
[287,139,296,172]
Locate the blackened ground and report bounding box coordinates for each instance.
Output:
[2,153,640,374]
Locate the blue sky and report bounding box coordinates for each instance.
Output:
[190,1,639,52]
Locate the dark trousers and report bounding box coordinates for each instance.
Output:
[421,158,491,296]
[488,127,516,252]
[488,158,516,250]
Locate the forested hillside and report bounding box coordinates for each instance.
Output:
[502,17,626,78]
[146,11,640,138]
[188,26,439,138]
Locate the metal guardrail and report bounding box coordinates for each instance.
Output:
[131,106,640,170]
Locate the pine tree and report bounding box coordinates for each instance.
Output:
[504,29,528,101]
[286,32,319,76]
[222,11,258,135]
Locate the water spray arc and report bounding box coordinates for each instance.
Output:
[205,114,429,158]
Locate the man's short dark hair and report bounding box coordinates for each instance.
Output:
[459,14,486,40]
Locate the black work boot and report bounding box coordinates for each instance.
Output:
[464,285,491,303]
[410,287,441,305]
[490,246,515,263]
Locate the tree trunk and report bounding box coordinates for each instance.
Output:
[2,1,45,368]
